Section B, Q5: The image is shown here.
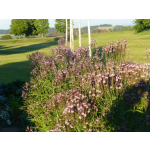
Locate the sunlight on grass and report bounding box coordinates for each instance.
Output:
[0,37,58,84]
[0,30,150,85]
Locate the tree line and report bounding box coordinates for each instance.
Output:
[0,28,57,35]
[2,19,150,38]
[0,29,9,34]
[9,19,69,38]
[54,19,150,34]
[134,19,150,32]
[9,19,49,38]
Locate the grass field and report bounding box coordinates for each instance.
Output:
[0,37,61,85]
[0,30,150,85]
[74,30,150,63]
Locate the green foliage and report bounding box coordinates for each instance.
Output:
[9,19,37,37]
[113,25,133,31]
[3,80,25,97]
[134,19,150,32]
[100,24,112,27]
[55,19,70,33]
[9,19,29,36]
[25,19,37,36]
[1,35,13,40]
[34,19,49,37]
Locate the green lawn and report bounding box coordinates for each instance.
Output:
[0,30,150,85]
[0,37,61,85]
[73,30,150,64]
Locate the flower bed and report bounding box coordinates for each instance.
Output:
[21,38,150,132]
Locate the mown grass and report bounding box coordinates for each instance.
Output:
[0,30,150,85]
[73,30,150,64]
[0,37,61,85]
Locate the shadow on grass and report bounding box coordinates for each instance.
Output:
[0,60,37,132]
[91,45,150,132]
[0,38,61,131]
[0,61,31,85]
[0,37,60,55]
[2,80,36,132]
[105,80,150,132]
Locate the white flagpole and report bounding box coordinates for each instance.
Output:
[88,19,91,57]
[71,19,74,51]
[66,19,67,46]
[70,19,72,50]
[78,19,81,47]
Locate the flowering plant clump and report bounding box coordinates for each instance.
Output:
[58,38,66,45]
[22,38,150,132]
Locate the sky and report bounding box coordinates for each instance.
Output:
[0,0,149,30]
[0,19,135,30]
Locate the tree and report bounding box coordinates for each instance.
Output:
[55,19,70,33]
[9,19,28,38]
[134,19,150,32]
[9,19,37,37]
[25,19,37,36]
[34,19,49,38]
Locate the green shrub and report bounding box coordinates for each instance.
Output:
[1,35,13,40]
[134,19,150,33]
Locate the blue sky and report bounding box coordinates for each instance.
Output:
[0,19,135,30]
